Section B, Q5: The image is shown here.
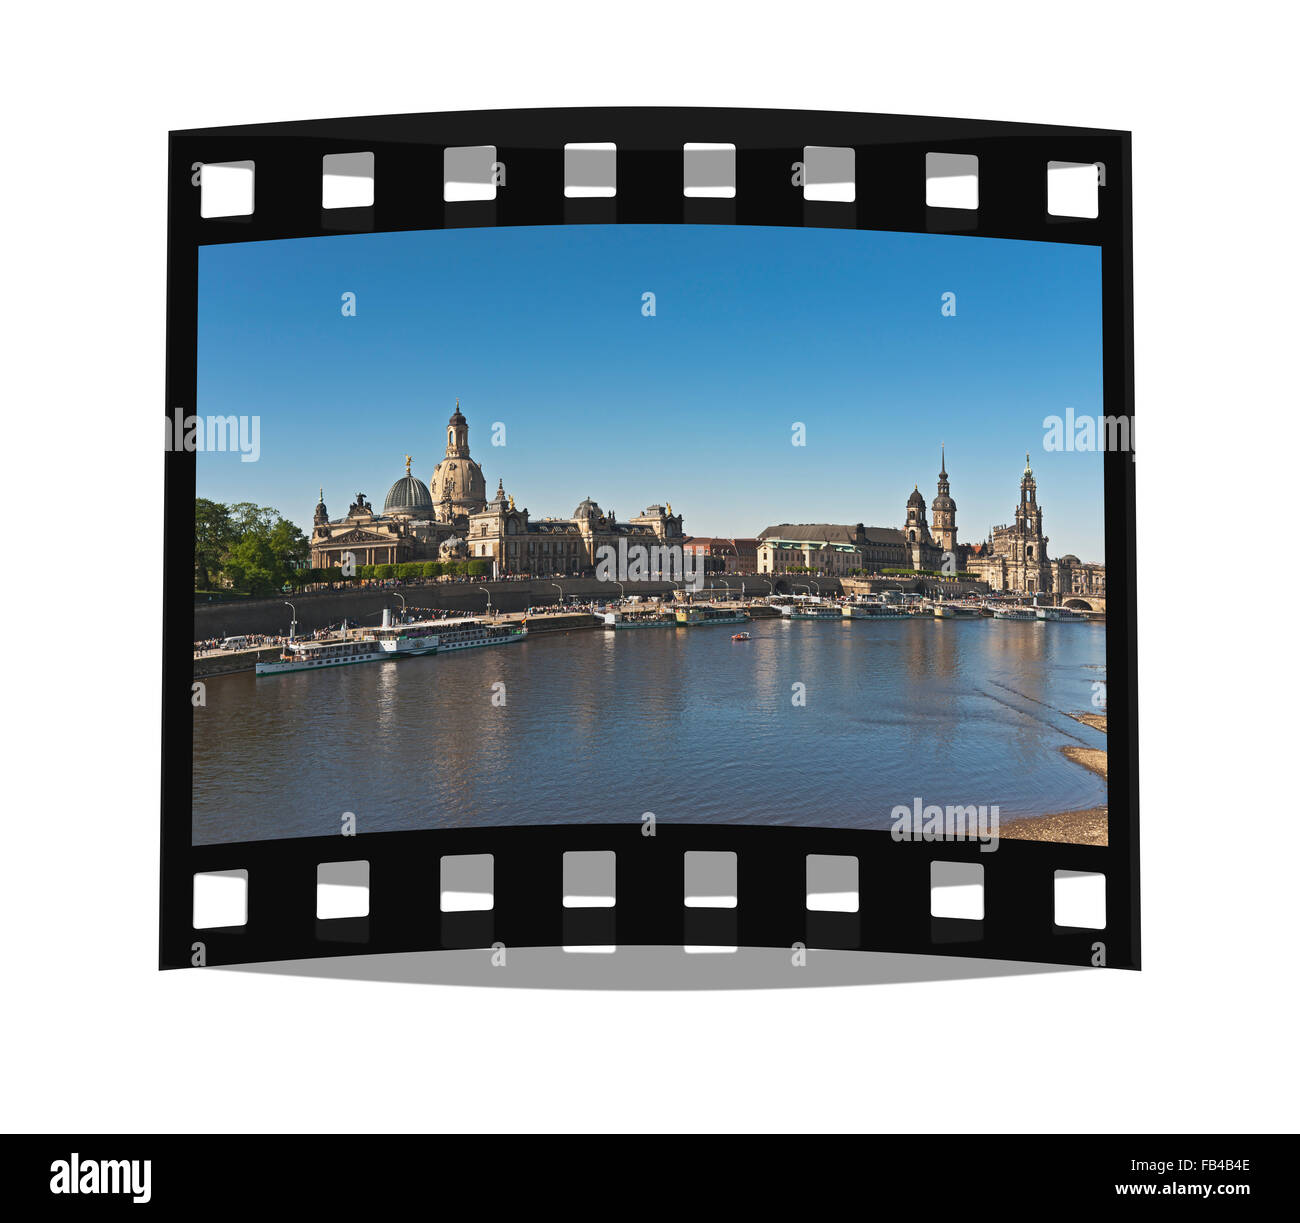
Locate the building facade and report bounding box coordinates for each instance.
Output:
[309,404,682,576]
[681,537,760,574]
[757,448,1105,597]
[965,453,1105,597]
[467,491,683,576]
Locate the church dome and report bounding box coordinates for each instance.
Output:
[384,458,434,518]
[430,402,488,520]
[932,493,956,511]
[574,497,603,519]
[384,475,433,517]
[907,486,926,508]
[431,456,487,512]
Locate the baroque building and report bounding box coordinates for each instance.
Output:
[308,403,682,576]
[680,537,760,574]
[431,400,487,523]
[968,454,1049,592]
[467,489,683,576]
[931,445,957,554]
[758,451,957,575]
[755,525,867,575]
[964,453,1106,597]
[757,447,1105,598]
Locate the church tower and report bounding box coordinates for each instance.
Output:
[1015,451,1043,538]
[931,444,958,554]
[444,398,471,458]
[903,485,932,545]
[430,399,487,524]
[1013,452,1049,593]
[903,483,937,571]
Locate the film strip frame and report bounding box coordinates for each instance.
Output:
[163,107,1138,972]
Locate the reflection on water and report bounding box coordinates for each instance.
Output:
[192,619,1108,845]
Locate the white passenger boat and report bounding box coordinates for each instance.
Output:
[675,606,750,627]
[771,598,839,620]
[789,605,842,621]
[373,621,442,655]
[1036,606,1082,621]
[603,610,677,629]
[255,637,387,675]
[992,607,1038,621]
[433,619,528,651]
[842,599,911,619]
[932,602,986,619]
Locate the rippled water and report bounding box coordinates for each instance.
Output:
[192,618,1108,845]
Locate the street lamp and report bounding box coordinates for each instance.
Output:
[478,586,493,617]
[283,600,297,641]
[546,581,564,608]
[393,592,406,622]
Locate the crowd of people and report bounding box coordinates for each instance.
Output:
[193,632,290,656]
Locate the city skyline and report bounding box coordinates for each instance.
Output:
[197,223,1105,559]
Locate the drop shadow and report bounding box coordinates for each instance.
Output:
[220,945,1081,991]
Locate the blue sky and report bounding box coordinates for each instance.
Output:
[197,224,1105,559]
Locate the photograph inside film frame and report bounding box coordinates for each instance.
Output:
[190,222,1110,853]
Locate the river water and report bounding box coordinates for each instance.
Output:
[193,617,1108,845]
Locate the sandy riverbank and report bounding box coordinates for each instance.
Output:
[998,806,1108,846]
[998,714,1109,846]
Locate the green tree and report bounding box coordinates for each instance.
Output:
[196,499,311,595]
[267,515,310,573]
[195,498,235,590]
[222,533,282,597]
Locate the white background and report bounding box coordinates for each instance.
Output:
[1,1,1295,1133]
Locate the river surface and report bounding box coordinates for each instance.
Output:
[192,618,1108,845]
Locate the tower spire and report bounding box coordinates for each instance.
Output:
[939,443,947,479]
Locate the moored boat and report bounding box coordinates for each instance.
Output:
[434,619,529,651]
[842,600,911,619]
[373,620,442,655]
[675,605,750,627]
[789,606,842,620]
[255,637,387,675]
[1036,605,1082,621]
[603,609,677,629]
[933,602,987,619]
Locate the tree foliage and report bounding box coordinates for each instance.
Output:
[195,500,309,597]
